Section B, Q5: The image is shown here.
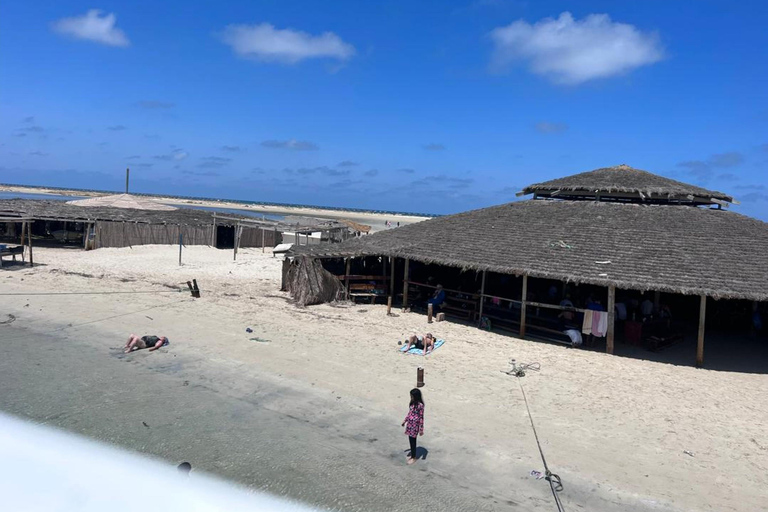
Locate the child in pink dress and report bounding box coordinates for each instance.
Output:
[401,388,425,465]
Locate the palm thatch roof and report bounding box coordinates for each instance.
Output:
[296,200,768,301]
[0,199,222,226]
[339,219,371,233]
[522,165,734,205]
[66,193,177,211]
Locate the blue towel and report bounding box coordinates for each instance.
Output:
[400,338,445,355]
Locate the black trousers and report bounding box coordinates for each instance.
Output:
[408,436,417,458]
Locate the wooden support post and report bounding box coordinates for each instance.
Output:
[654,290,661,311]
[233,225,242,261]
[262,228,266,253]
[178,233,183,266]
[697,295,707,367]
[428,303,433,323]
[520,274,528,338]
[27,222,33,267]
[478,270,487,325]
[344,258,351,300]
[211,212,217,247]
[387,296,392,316]
[19,222,26,257]
[389,257,395,297]
[606,285,616,354]
[402,258,410,310]
[273,227,277,256]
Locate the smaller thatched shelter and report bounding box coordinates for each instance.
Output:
[283,256,344,306]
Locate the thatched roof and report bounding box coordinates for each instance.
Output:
[339,219,371,233]
[67,193,177,211]
[296,200,768,301]
[522,165,734,205]
[0,199,226,226]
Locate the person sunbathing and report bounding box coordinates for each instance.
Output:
[403,333,436,355]
[124,334,169,353]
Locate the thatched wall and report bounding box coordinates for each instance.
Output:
[284,256,344,306]
[239,226,282,248]
[95,221,213,248]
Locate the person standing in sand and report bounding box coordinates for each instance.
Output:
[124,334,169,353]
[401,388,425,465]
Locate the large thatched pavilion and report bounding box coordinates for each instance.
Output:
[292,165,768,368]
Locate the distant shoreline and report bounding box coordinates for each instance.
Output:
[0,183,433,231]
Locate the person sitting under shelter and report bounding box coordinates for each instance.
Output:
[404,333,436,355]
[428,284,446,312]
[124,334,169,353]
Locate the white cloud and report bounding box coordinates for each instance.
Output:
[221,23,355,64]
[490,12,663,84]
[52,10,130,47]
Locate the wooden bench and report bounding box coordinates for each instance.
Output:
[0,245,24,268]
[348,282,386,304]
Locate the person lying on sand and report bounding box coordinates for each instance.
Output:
[403,333,436,355]
[124,334,169,353]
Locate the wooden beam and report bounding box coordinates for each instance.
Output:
[519,275,528,338]
[261,227,266,253]
[344,258,351,299]
[606,285,616,354]
[477,270,487,325]
[402,258,410,310]
[697,295,707,367]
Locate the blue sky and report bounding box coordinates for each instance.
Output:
[1,1,767,218]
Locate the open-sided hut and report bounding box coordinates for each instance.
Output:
[293,165,768,367]
[0,199,281,250]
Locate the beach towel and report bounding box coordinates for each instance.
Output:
[400,339,445,355]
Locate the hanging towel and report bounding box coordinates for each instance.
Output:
[592,311,608,337]
[582,310,593,334]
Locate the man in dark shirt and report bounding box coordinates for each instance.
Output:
[124,333,169,353]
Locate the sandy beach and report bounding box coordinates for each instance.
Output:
[0,184,431,233]
[1,245,767,511]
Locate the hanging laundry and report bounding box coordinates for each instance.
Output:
[582,310,593,335]
[591,311,608,337]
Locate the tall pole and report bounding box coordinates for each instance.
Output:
[125,168,130,193]
[178,232,183,266]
